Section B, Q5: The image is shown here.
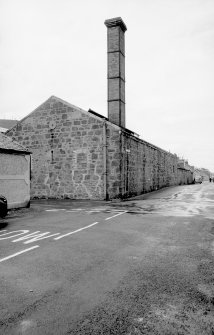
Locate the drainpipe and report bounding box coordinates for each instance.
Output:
[103,121,108,200]
[119,130,123,198]
[30,154,32,181]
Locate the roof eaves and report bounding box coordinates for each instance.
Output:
[0,133,30,153]
[0,148,31,155]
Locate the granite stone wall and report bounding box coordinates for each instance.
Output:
[105,125,121,199]
[111,130,179,198]
[7,97,108,199]
[7,96,193,200]
[178,168,193,185]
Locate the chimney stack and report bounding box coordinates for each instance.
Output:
[104,17,127,128]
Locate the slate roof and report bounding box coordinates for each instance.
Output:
[0,127,8,133]
[0,119,18,130]
[0,132,30,154]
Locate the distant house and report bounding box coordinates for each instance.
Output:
[0,133,31,209]
[193,167,212,182]
[0,119,18,133]
[193,168,203,183]
[177,160,194,185]
[198,168,210,181]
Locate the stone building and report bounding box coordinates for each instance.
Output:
[0,133,31,208]
[6,17,192,200]
[177,160,194,185]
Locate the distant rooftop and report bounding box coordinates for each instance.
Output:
[0,127,8,133]
[0,132,30,154]
[0,119,18,132]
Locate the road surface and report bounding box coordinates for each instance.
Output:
[0,182,214,334]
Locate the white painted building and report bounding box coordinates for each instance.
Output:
[0,133,31,209]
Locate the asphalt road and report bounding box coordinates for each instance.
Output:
[0,182,214,335]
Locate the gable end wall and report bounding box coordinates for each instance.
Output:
[7,98,109,199]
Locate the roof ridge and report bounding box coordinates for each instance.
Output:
[51,96,119,129]
[5,96,54,133]
[5,95,121,134]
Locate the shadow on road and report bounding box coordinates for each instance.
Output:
[0,220,8,229]
[110,201,157,215]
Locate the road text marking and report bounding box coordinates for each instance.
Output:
[0,230,30,240]
[0,245,39,263]
[12,231,60,244]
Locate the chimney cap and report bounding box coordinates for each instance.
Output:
[104,17,127,32]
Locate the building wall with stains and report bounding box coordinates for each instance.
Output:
[111,130,179,198]
[105,125,121,199]
[0,152,30,208]
[7,96,193,200]
[7,96,120,200]
[178,168,193,185]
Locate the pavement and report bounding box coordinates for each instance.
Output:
[0,182,214,334]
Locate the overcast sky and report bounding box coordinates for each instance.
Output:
[1,0,214,171]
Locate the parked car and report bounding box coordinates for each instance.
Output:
[194,176,202,184]
[0,195,8,218]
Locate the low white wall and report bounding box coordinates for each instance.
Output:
[0,152,30,209]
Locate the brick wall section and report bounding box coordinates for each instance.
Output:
[7,97,109,199]
[105,18,126,128]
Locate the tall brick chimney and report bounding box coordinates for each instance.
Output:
[104,17,127,128]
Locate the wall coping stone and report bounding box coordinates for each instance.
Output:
[104,17,127,32]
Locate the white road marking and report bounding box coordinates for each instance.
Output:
[0,245,39,263]
[54,222,99,240]
[86,210,101,213]
[12,231,60,244]
[0,210,127,247]
[24,233,60,244]
[0,230,30,240]
[105,211,127,221]
[12,231,41,242]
